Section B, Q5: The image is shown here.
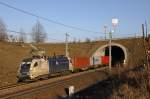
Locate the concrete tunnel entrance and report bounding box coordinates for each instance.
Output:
[91,43,128,67]
[105,46,125,66]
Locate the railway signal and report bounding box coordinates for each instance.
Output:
[109,18,119,72]
[104,26,107,40]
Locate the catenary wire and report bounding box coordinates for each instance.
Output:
[0,1,101,34]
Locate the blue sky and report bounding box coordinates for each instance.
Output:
[0,0,150,42]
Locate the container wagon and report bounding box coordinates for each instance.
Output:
[48,55,69,74]
[71,57,91,70]
[17,55,107,82]
[101,56,109,65]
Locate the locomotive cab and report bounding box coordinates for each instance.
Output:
[17,58,32,82]
[17,57,49,82]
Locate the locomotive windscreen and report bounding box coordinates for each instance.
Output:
[20,62,31,73]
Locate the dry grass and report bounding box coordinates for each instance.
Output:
[0,41,102,86]
[0,38,146,87]
[110,65,150,99]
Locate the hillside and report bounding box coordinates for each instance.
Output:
[0,41,102,86]
[0,38,146,86]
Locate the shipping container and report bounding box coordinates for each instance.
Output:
[48,55,69,73]
[91,56,102,65]
[101,56,109,65]
[72,57,90,69]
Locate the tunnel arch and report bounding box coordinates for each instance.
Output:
[91,43,128,66]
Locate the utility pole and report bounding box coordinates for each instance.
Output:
[65,33,69,57]
[109,18,118,72]
[142,23,150,67]
[109,31,112,72]
[65,33,73,71]
[142,24,145,40]
[135,33,137,38]
[104,26,107,40]
[145,21,148,38]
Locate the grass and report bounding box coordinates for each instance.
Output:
[110,65,150,99]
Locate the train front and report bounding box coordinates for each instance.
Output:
[17,58,33,82]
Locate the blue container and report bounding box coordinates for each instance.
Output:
[92,56,102,65]
[48,55,69,74]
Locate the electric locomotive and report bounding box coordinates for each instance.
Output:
[17,55,73,82]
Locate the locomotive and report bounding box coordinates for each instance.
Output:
[17,55,73,82]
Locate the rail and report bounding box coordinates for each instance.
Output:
[0,67,108,98]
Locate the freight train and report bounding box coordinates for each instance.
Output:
[17,55,109,82]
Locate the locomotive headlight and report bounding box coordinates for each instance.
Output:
[29,74,34,79]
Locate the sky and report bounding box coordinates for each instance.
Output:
[0,0,150,42]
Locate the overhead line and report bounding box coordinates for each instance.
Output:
[7,29,28,35]
[0,1,100,34]
[7,29,63,42]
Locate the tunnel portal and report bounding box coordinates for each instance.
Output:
[91,43,128,67]
[105,46,125,66]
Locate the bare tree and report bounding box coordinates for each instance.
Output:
[73,38,76,44]
[19,29,26,43]
[0,18,7,41]
[78,39,81,43]
[85,38,91,43]
[31,20,46,43]
[8,35,13,42]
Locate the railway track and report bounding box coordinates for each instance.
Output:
[0,83,27,90]
[0,77,78,98]
[0,67,108,99]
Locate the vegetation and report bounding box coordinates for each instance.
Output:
[31,20,47,43]
[110,65,150,99]
[0,18,7,42]
[18,28,26,43]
